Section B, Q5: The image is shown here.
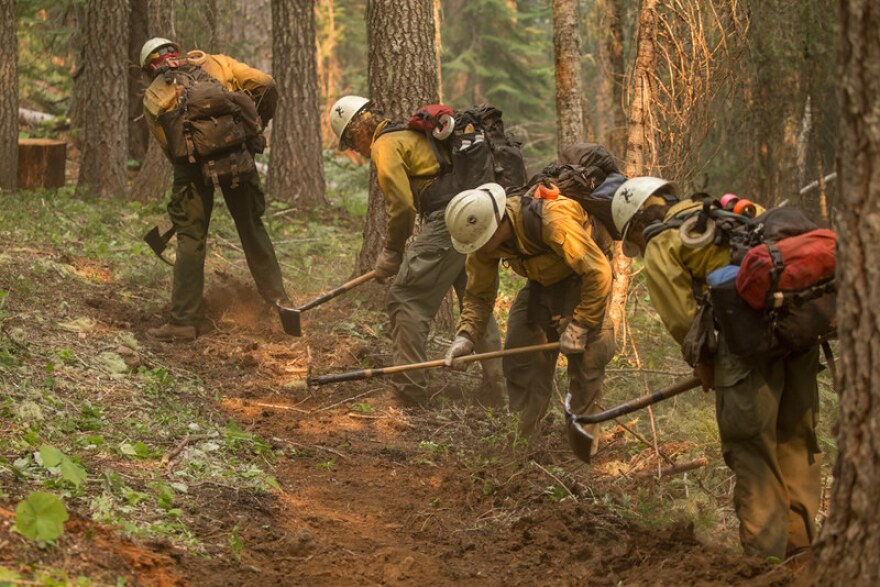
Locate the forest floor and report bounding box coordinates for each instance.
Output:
[0,190,831,586]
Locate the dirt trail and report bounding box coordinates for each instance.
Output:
[0,254,801,586]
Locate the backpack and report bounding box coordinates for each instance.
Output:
[380,104,528,215]
[515,143,626,243]
[156,64,263,188]
[652,199,838,357]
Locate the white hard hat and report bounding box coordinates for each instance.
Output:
[611,177,677,234]
[329,96,372,146]
[140,37,180,69]
[445,183,507,254]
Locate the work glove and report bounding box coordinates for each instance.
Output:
[559,320,589,355]
[444,334,474,370]
[374,248,403,281]
[694,362,715,392]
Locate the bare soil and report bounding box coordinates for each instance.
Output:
[0,248,805,586]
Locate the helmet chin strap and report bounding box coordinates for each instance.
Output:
[483,188,503,225]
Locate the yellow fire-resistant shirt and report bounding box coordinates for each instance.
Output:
[457,195,613,342]
[142,51,277,156]
[369,120,442,253]
[643,199,733,344]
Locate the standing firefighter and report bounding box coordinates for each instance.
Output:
[444,183,615,443]
[610,177,822,560]
[140,37,289,341]
[329,96,507,407]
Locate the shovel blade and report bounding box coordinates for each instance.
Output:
[564,393,595,463]
[276,301,302,336]
[566,417,595,464]
[144,226,167,256]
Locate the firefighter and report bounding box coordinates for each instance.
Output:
[327,96,505,407]
[610,177,821,560]
[444,183,615,442]
[140,38,288,341]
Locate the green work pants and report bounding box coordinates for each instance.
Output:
[386,211,503,406]
[167,162,287,326]
[504,278,615,436]
[714,340,821,560]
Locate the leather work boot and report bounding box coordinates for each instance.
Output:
[147,323,197,342]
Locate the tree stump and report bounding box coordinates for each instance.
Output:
[18,139,67,190]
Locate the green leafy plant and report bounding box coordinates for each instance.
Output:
[38,444,87,487]
[229,525,244,561]
[351,401,374,414]
[14,491,69,542]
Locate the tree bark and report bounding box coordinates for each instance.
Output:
[357,0,439,274]
[130,0,174,203]
[609,0,659,345]
[128,0,150,163]
[595,0,627,158]
[268,0,327,208]
[811,1,880,584]
[18,140,67,190]
[553,0,585,153]
[0,0,18,192]
[75,0,130,199]
[317,0,341,144]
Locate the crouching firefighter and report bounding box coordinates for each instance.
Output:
[610,177,823,560]
[140,38,289,341]
[444,183,615,445]
[329,96,505,408]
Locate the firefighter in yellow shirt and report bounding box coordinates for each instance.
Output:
[610,177,821,560]
[139,37,287,342]
[444,183,615,441]
[328,97,503,407]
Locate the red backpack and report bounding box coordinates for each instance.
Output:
[736,228,837,310]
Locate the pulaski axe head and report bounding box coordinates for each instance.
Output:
[144,226,176,267]
[564,393,595,463]
[276,300,302,337]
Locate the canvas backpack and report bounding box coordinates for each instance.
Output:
[379,104,528,215]
[648,198,838,357]
[157,64,263,188]
[513,145,627,258]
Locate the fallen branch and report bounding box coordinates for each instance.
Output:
[633,457,709,479]
[160,433,211,474]
[313,388,381,413]
[799,172,837,195]
[251,401,309,414]
[531,461,576,500]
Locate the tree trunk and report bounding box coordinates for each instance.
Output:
[811,1,880,584]
[609,0,659,345]
[0,0,18,192]
[357,0,439,274]
[75,0,130,199]
[268,0,327,208]
[130,0,174,203]
[553,0,585,153]
[128,0,150,163]
[317,0,341,144]
[18,140,67,190]
[596,0,627,158]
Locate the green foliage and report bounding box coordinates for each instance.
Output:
[14,491,69,542]
[38,444,87,487]
[229,525,244,561]
[16,1,80,117]
[441,0,556,166]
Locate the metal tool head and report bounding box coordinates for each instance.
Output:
[276,300,302,337]
[564,393,595,463]
[144,226,175,266]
